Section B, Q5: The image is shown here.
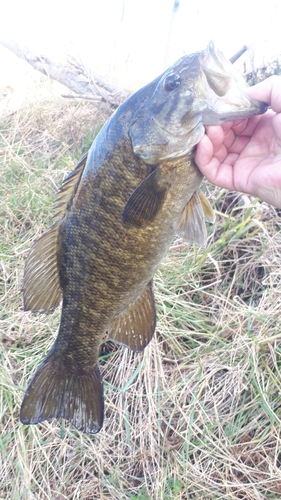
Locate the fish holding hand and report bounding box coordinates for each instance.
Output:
[21,42,267,434]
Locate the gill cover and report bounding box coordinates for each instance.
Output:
[129,52,203,164]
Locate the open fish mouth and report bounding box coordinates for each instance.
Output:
[198,41,268,124]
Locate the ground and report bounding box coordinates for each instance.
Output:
[1,77,281,499]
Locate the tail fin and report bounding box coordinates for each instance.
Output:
[20,352,104,434]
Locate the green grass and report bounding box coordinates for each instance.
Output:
[1,89,281,499]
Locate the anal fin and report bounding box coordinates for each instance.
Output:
[20,351,104,434]
[108,280,156,352]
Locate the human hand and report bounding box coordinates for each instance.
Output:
[195,76,281,208]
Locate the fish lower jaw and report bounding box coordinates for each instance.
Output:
[202,104,266,125]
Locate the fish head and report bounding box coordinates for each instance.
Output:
[129,41,268,164]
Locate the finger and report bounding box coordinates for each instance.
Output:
[234,113,266,137]
[223,152,239,166]
[200,126,230,163]
[272,114,281,150]
[195,136,235,189]
[246,76,281,113]
[195,134,214,169]
[205,125,225,153]
[226,135,251,155]
[221,121,234,133]
[201,159,236,191]
[231,119,249,135]
[223,128,236,149]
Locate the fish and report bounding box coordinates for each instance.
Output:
[20,41,267,434]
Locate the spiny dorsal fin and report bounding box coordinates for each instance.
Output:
[175,190,213,247]
[122,169,169,227]
[108,280,156,352]
[52,153,88,222]
[23,221,62,312]
[24,154,88,313]
[20,351,104,434]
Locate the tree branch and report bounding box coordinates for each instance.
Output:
[0,40,129,107]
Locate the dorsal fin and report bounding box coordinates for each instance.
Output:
[52,153,88,222]
[24,154,88,312]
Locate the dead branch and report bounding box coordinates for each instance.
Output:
[0,40,129,107]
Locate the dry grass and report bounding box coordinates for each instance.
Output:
[1,83,281,499]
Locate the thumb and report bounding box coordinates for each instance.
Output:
[246,76,281,113]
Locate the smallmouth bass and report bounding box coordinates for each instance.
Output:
[21,42,267,434]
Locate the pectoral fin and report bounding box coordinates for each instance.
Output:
[108,281,156,352]
[122,169,169,227]
[198,190,216,223]
[175,191,215,247]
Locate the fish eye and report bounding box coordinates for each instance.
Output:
[163,74,181,91]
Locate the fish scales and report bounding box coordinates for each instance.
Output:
[58,146,200,356]
[21,42,267,433]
